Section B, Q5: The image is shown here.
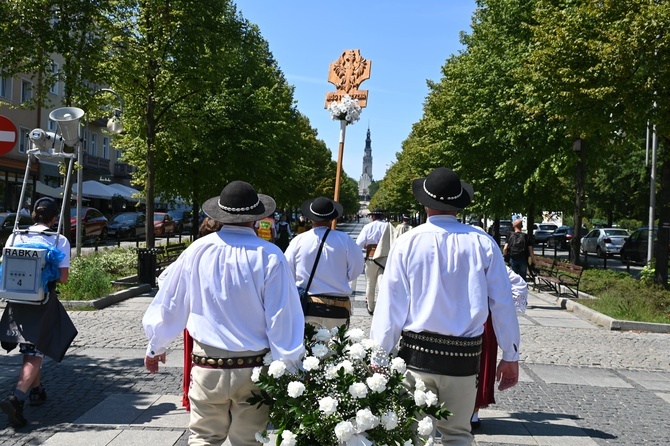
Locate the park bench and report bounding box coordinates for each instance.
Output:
[531,256,584,299]
[156,242,188,272]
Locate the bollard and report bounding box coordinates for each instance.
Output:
[137,247,158,287]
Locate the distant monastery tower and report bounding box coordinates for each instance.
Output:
[358,127,373,199]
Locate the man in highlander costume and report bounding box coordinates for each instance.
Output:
[371,167,520,445]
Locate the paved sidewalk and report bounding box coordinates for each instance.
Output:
[1,222,669,445]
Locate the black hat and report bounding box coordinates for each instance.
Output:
[412,167,473,211]
[33,197,59,219]
[301,197,343,222]
[369,208,385,216]
[202,181,276,224]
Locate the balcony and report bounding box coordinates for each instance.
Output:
[114,162,136,178]
[83,152,111,173]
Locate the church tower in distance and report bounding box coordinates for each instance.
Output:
[358,127,373,200]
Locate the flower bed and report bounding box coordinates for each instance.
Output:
[249,324,451,445]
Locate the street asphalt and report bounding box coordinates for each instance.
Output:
[1,221,669,445]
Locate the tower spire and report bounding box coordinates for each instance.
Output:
[358,127,373,200]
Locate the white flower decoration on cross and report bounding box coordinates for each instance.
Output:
[328,94,362,124]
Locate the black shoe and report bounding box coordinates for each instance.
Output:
[470,420,481,431]
[29,386,47,406]
[1,395,27,427]
[367,307,374,316]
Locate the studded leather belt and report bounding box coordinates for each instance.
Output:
[191,353,265,369]
[399,331,482,376]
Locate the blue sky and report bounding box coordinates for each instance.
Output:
[236,1,477,184]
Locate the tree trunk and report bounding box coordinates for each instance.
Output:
[654,136,670,288]
[571,140,586,266]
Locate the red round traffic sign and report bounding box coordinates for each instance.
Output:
[0,115,18,156]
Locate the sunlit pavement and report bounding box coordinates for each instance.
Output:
[1,220,669,445]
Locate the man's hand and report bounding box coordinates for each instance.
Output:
[145,353,166,374]
[496,359,519,391]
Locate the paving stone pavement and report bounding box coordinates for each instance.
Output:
[1,221,669,445]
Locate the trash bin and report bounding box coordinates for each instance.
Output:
[137,248,158,287]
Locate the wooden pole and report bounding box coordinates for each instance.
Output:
[332,119,347,229]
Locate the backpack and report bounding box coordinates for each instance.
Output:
[507,232,527,258]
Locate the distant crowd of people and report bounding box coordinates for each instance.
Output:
[1,166,526,446]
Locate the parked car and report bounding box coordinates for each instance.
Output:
[167,209,193,233]
[108,212,146,240]
[620,227,657,263]
[70,207,108,243]
[153,212,176,236]
[546,226,589,250]
[0,213,34,247]
[533,223,558,244]
[487,220,514,240]
[580,228,630,257]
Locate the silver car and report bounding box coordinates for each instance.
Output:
[580,228,630,257]
[533,223,558,244]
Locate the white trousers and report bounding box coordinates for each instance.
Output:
[364,260,384,312]
[188,343,269,446]
[405,369,477,446]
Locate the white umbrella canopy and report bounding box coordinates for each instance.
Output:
[107,183,142,201]
[59,181,120,199]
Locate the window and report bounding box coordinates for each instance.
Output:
[49,63,59,95]
[19,128,29,153]
[0,77,11,99]
[90,133,97,156]
[115,149,122,161]
[102,136,110,159]
[21,79,32,103]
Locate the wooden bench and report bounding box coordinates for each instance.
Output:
[156,242,188,272]
[531,256,584,298]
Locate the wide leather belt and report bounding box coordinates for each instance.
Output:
[305,295,351,319]
[309,295,351,310]
[398,331,482,376]
[191,353,264,369]
[365,244,378,259]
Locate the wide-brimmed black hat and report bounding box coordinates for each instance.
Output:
[412,167,474,211]
[202,180,276,224]
[301,196,343,222]
[369,208,385,216]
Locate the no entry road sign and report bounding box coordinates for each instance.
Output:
[0,115,18,156]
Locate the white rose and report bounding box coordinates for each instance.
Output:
[424,438,434,446]
[287,381,305,398]
[425,390,438,407]
[311,343,329,358]
[366,373,388,392]
[355,408,379,431]
[348,382,368,399]
[334,420,355,442]
[347,433,373,446]
[390,357,406,374]
[316,328,332,342]
[347,328,365,342]
[414,389,427,406]
[268,360,286,378]
[263,352,273,366]
[318,396,339,415]
[403,440,413,446]
[302,356,320,371]
[361,338,377,350]
[346,343,367,360]
[280,430,297,446]
[381,411,399,430]
[337,359,355,375]
[251,367,262,383]
[325,365,339,380]
[417,416,434,436]
[414,378,426,391]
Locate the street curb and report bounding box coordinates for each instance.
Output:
[61,283,152,310]
[534,290,670,333]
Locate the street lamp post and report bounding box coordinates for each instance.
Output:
[76,88,124,256]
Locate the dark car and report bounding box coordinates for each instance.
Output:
[0,213,34,247]
[167,209,193,234]
[487,220,514,241]
[108,212,146,240]
[620,227,657,263]
[70,207,108,243]
[533,223,558,244]
[546,225,588,250]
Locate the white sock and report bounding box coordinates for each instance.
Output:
[471,412,479,422]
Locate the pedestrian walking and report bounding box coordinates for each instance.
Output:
[503,218,535,281]
[394,214,412,238]
[284,197,364,330]
[143,180,305,446]
[370,167,520,445]
[355,209,389,315]
[0,198,76,428]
